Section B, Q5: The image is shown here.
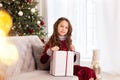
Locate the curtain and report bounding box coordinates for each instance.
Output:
[35,0,47,18]
[95,0,120,73]
[46,0,82,56]
[46,0,95,60]
[46,0,77,37]
[35,0,48,40]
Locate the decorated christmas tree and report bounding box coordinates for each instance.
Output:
[0,0,46,42]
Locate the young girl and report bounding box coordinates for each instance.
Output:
[40,17,96,80]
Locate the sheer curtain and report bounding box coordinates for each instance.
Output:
[46,0,95,60]
[35,0,48,40]
[95,0,120,73]
[36,0,47,18]
[46,0,77,36]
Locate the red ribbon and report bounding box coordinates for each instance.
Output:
[65,51,68,76]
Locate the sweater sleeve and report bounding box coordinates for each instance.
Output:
[40,44,51,64]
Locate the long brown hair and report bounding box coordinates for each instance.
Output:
[47,17,72,50]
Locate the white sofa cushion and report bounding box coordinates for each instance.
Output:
[8,70,78,80]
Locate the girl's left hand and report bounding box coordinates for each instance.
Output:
[70,44,75,51]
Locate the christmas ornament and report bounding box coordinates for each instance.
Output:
[28,16,30,19]
[31,8,35,13]
[37,25,40,27]
[28,7,30,9]
[37,21,40,25]
[18,11,23,16]
[27,0,32,3]
[0,8,13,36]
[29,29,34,34]
[40,20,45,25]
[0,3,3,7]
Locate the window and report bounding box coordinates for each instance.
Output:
[47,0,95,60]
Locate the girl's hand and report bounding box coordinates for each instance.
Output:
[51,46,60,51]
[70,44,75,51]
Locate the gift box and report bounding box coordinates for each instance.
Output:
[50,51,74,76]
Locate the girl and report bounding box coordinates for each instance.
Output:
[40,17,96,80]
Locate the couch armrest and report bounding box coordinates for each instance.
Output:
[74,52,80,65]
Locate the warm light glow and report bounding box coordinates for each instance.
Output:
[0,30,6,37]
[0,43,19,65]
[0,8,19,66]
[0,38,6,53]
[0,8,12,36]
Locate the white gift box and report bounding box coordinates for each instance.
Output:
[50,51,74,76]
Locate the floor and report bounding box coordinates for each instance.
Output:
[102,72,120,80]
[80,61,120,80]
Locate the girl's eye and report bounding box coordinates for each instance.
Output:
[60,25,68,29]
[65,26,68,29]
[61,26,64,28]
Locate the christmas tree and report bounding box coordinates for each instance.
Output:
[0,0,46,42]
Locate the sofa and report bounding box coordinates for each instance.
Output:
[0,35,80,80]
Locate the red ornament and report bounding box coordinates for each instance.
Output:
[27,0,32,3]
[29,29,34,34]
[40,20,45,25]
[37,24,40,28]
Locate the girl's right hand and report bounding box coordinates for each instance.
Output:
[70,44,75,51]
[51,46,60,51]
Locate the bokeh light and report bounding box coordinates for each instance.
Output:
[0,8,18,66]
[0,43,19,65]
[0,8,12,36]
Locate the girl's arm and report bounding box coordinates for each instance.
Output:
[40,44,51,64]
[40,44,60,64]
[70,44,75,51]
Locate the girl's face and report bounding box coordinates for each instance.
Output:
[57,20,69,36]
